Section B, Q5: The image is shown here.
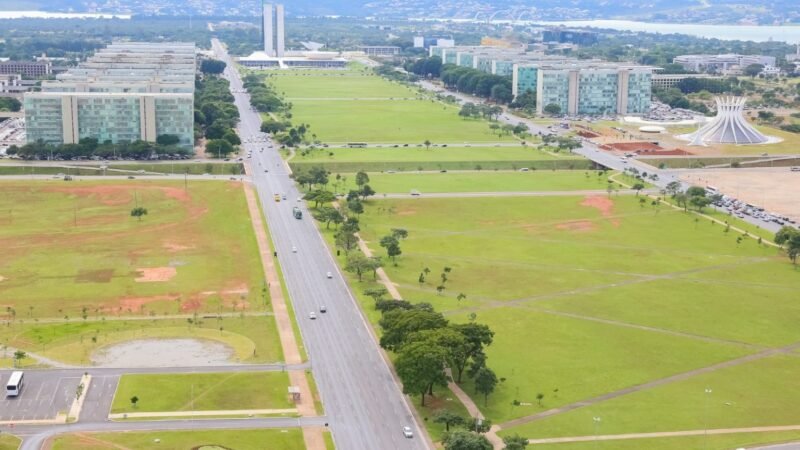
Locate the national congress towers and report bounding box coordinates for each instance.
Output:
[262,2,285,58]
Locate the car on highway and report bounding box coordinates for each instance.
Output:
[309,312,317,320]
[292,246,297,253]
[326,271,333,279]
[402,426,413,438]
[274,194,280,202]
[320,305,327,313]
[282,194,287,200]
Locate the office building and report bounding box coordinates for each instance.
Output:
[651,73,723,89]
[0,60,52,78]
[673,54,776,74]
[359,46,401,58]
[414,36,455,49]
[24,42,195,148]
[513,62,653,116]
[240,3,347,70]
[262,3,285,57]
[542,29,599,46]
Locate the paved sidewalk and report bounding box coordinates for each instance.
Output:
[108,408,297,419]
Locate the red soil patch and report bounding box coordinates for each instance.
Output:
[163,242,195,252]
[43,184,191,206]
[606,141,663,152]
[577,130,601,138]
[580,196,620,227]
[135,267,177,282]
[112,294,179,313]
[555,220,596,232]
[180,298,203,312]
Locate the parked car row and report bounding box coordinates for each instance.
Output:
[713,192,797,227]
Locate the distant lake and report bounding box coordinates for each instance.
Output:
[534,20,800,44]
[0,11,131,19]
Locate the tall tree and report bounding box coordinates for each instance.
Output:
[355,171,370,187]
[442,430,493,450]
[433,411,466,432]
[450,323,494,383]
[380,235,402,264]
[379,309,447,351]
[395,339,449,406]
[473,366,498,406]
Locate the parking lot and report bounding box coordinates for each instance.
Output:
[0,370,80,422]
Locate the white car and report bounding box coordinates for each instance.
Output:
[326,272,333,279]
[309,312,317,320]
[320,305,327,313]
[402,426,413,438]
[292,246,297,253]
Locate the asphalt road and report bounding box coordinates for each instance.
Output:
[212,39,428,450]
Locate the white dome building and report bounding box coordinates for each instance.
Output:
[685,97,769,146]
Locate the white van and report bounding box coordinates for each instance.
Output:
[6,371,24,397]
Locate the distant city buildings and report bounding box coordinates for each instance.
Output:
[651,73,723,89]
[0,60,52,78]
[430,44,651,116]
[413,36,455,49]
[24,42,195,148]
[541,29,599,46]
[239,3,347,69]
[359,46,401,58]
[672,54,776,75]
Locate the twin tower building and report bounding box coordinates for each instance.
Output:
[262,3,286,58]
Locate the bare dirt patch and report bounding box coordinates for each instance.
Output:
[163,241,195,252]
[92,338,234,367]
[135,267,177,282]
[581,196,614,216]
[112,295,179,314]
[75,269,115,283]
[556,220,597,232]
[580,196,620,227]
[0,276,5,283]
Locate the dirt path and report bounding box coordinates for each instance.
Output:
[499,340,800,430]
[242,181,322,446]
[527,424,800,444]
[355,233,404,300]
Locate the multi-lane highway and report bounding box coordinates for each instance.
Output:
[211,38,428,450]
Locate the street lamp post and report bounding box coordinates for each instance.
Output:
[704,387,713,450]
[593,416,601,448]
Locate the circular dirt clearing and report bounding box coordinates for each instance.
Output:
[92,338,234,367]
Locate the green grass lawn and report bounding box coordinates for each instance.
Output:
[0,315,283,365]
[330,171,634,194]
[504,355,800,440]
[266,69,513,144]
[0,180,265,318]
[0,434,19,450]
[51,429,304,450]
[289,145,592,172]
[111,371,292,413]
[329,194,800,445]
[525,431,800,450]
[288,99,512,144]
[268,70,413,98]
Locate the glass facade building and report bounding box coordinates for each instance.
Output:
[24,42,196,148]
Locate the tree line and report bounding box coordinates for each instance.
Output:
[7,137,191,160]
[194,74,240,157]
